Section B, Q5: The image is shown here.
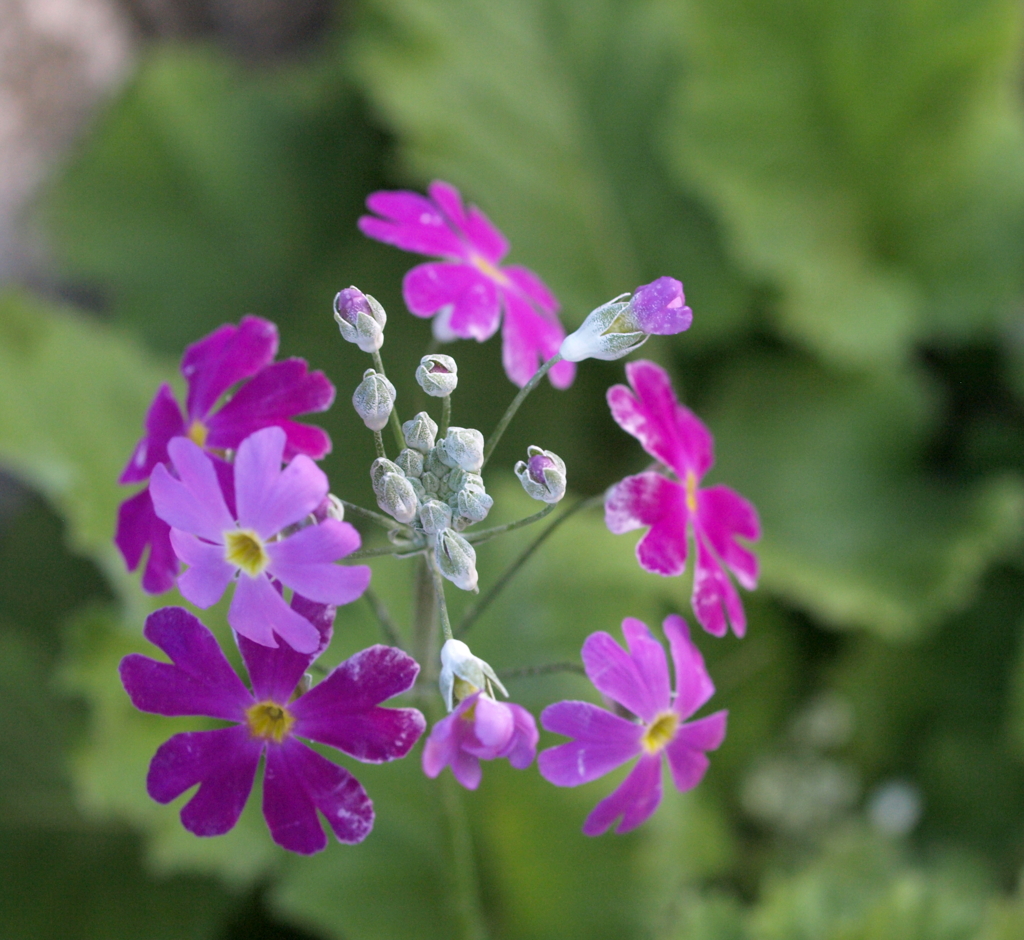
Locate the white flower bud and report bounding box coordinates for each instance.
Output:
[402,411,438,454]
[395,448,424,479]
[313,493,346,523]
[375,471,419,524]
[334,287,387,353]
[420,471,441,496]
[439,427,484,473]
[514,446,567,503]
[457,486,493,524]
[370,457,403,494]
[419,498,452,535]
[415,354,458,397]
[438,638,508,711]
[353,369,396,431]
[435,528,478,592]
[409,477,426,502]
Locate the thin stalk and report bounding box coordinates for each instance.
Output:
[348,542,425,560]
[427,552,454,642]
[439,394,451,437]
[373,429,386,459]
[372,349,406,452]
[463,503,555,545]
[341,500,408,534]
[456,495,601,637]
[440,768,489,940]
[482,353,562,467]
[364,587,404,649]
[411,556,437,682]
[498,661,585,680]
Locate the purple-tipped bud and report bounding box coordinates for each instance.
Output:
[334,287,387,353]
[515,446,566,503]
[416,354,458,397]
[334,287,373,325]
[528,454,556,483]
[629,277,692,335]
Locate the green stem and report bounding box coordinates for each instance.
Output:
[482,353,562,468]
[348,541,426,560]
[373,429,386,459]
[411,556,437,682]
[364,588,404,649]
[440,769,489,940]
[427,552,454,642]
[341,500,409,534]
[439,394,452,438]
[456,495,601,637]
[497,661,585,680]
[372,349,407,452]
[463,503,555,545]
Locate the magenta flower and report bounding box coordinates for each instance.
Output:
[358,180,576,390]
[538,615,726,836]
[119,600,426,854]
[422,691,539,789]
[605,360,760,638]
[116,316,335,594]
[149,426,370,653]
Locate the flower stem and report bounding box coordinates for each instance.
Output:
[348,541,425,560]
[363,587,404,649]
[463,503,555,545]
[412,555,437,683]
[440,769,489,940]
[482,353,562,468]
[427,552,454,642]
[439,394,452,438]
[456,494,602,637]
[373,430,387,459]
[341,500,408,534]
[372,349,407,452]
[497,661,585,680]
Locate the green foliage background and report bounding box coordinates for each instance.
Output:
[4,1,1024,936]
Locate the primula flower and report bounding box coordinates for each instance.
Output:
[358,180,576,390]
[116,316,334,594]
[605,360,760,637]
[538,615,726,835]
[119,600,425,854]
[422,692,539,789]
[149,426,370,653]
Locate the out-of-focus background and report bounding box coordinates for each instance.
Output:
[4,0,1024,937]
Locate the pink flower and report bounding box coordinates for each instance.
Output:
[605,360,760,638]
[358,180,576,390]
[538,615,726,836]
[149,426,370,653]
[422,692,539,789]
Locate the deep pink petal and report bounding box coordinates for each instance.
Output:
[426,271,501,342]
[427,182,509,263]
[182,316,279,421]
[263,739,374,853]
[239,595,335,703]
[403,262,480,319]
[504,265,559,315]
[150,439,234,542]
[498,703,539,770]
[120,607,252,719]
[148,726,262,837]
[119,384,185,483]
[605,473,690,577]
[229,573,321,653]
[630,277,693,335]
[206,359,334,460]
[169,530,235,608]
[500,289,566,388]
[582,629,664,722]
[661,614,715,719]
[115,488,179,594]
[538,701,642,786]
[621,618,672,714]
[360,190,467,258]
[696,485,761,589]
[582,753,662,836]
[422,696,475,780]
[692,537,746,638]
[664,711,727,792]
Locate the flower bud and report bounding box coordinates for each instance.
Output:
[438,638,508,712]
[438,427,484,473]
[375,471,419,524]
[514,446,567,503]
[409,477,426,502]
[353,369,396,431]
[419,498,452,535]
[435,528,478,592]
[457,486,493,525]
[334,287,387,353]
[402,411,438,454]
[415,354,458,397]
[559,277,692,362]
[370,457,402,494]
[395,447,424,479]
[421,471,441,496]
[312,493,346,523]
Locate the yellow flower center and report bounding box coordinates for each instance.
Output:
[246,700,294,743]
[471,254,509,286]
[187,419,208,447]
[453,676,480,705]
[641,711,680,754]
[685,470,698,515]
[224,528,270,577]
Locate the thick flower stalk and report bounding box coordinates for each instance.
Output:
[605,360,761,637]
[149,426,370,652]
[119,600,425,854]
[358,180,576,390]
[538,615,727,835]
[116,316,334,593]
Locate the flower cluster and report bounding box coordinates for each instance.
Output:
[116,179,759,853]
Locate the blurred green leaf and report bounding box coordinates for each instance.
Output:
[666,0,1024,366]
[706,352,1024,637]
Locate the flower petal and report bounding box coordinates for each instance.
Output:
[115,488,178,595]
[147,726,262,837]
[360,190,467,258]
[263,739,374,853]
[120,606,252,719]
[696,485,760,589]
[228,573,320,652]
[403,262,481,319]
[265,521,370,606]
[661,614,715,719]
[504,265,559,315]
[239,594,335,703]
[538,701,642,786]
[119,384,185,484]
[582,628,664,722]
[582,753,663,836]
[170,530,235,608]
[664,711,727,792]
[605,473,690,577]
[467,695,515,752]
[150,439,234,542]
[692,536,747,638]
[436,271,501,342]
[498,703,539,770]
[621,618,672,714]
[427,180,510,263]
[422,696,474,780]
[500,289,568,388]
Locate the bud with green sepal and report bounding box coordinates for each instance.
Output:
[438,427,484,473]
[438,638,508,712]
[515,446,567,504]
[419,499,453,536]
[334,286,387,353]
[395,448,424,479]
[353,369,396,431]
[402,411,438,454]
[370,457,419,524]
[435,527,478,592]
[416,354,458,397]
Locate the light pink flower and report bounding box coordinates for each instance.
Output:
[358,180,575,389]
[605,361,760,637]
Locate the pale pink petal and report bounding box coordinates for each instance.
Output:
[661,614,715,719]
[360,190,466,258]
[582,753,663,836]
[498,704,539,770]
[621,618,672,714]
[692,537,746,638]
[664,711,727,792]
[605,473,690,577]
[150,441,233,542]
[170,530,235,608]
[451,748,483,789]
[229,573,320,652]
[697,485,761,589]
[538,701,642,786]
[265,521,369,606]
[468,695,515,750]
[582,629,664,722]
